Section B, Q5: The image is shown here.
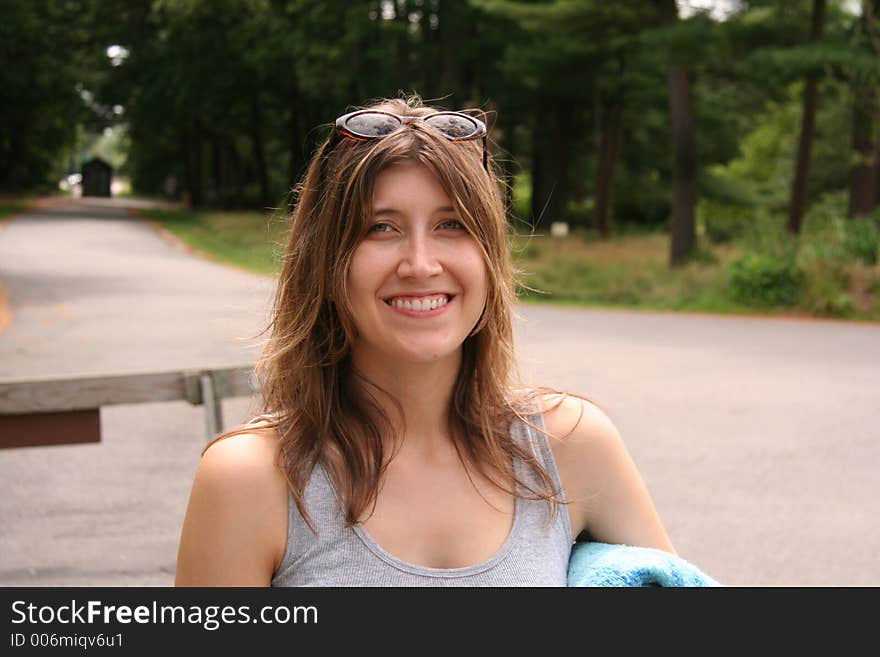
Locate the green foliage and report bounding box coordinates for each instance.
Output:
[797,253,855,317]
[801,190,879,265]
[698,200,751,244]
[711,189,879,317]
[511,173,532,224]
[0,199,29,220]
[723,90,800,210]
[0,0,95,190]
[801,189,848,234]
[727,248,804,307]
[843,217,880,265]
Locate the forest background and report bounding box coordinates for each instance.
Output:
[2,0,880,320]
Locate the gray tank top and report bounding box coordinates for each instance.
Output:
[271,412,572,586]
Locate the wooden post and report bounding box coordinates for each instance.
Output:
[200,372,223,441]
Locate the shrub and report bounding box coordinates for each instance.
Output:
[843,217,880,265]
[798,255,854,317]
[802,190,848,236]
[800,191,879,265]
[737,209,792,257]
[697,199,752,244]
[727,249,803,307]
[511,173,532,223]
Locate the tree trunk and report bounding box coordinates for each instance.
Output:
[667,65,698,266]
[593,98,623,239]
[437,0,462,98]
[250,97,271,210]
[848,86,878,218]
[530,102,573,229]
[287,84,306,195]
[656,0,698,266]
[848,0,879,218]
[3,125,25,188]
[788,0,826,235]
[183,121,204,208]
[210,134,224,207]
[227,140,246,205]
[530,118,552,227]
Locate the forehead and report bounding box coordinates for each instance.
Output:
[372,162,452,210]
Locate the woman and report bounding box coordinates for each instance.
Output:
[175,95,674,586]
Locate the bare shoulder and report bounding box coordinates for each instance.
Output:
[199,427,286,482]
[538,391,629,494]
[539,391,620,448]
[175,426,290,586]
[537,391,676,553]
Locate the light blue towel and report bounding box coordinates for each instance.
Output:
[567,541,721,587]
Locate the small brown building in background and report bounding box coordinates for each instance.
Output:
[81,157,113,197]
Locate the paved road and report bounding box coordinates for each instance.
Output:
[1,197,878,586]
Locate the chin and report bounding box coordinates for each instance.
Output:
[397,348,458,364]
[388,340,463,365]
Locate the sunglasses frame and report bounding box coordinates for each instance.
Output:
[333,109,488,170]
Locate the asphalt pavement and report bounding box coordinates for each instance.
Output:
[1,197,878,586]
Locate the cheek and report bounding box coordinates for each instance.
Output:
[461,247,489,295]
[346,247,377,304]
[472,262,489,298]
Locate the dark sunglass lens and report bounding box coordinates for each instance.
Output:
[424,114,479,139]
[345,113,401,137]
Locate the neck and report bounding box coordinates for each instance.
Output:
[349,346,463,458]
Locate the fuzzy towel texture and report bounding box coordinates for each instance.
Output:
[567,542,721,587]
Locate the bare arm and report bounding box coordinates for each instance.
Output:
[174,432,288,586]
[544,394,676,554]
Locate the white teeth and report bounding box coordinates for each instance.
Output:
[388,295,449,312]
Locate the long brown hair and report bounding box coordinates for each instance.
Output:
[211,94,564,531]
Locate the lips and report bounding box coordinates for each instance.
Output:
[383,292,453,303]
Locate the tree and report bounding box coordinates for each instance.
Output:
[655,0,698,266]
[848,0,880,218]
[788,0,827,235]
[480,1,655,233]
[0,0,96,190]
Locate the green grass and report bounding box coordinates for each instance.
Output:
[512,231,758,315]
[138,207,288,276]
[140,206,880,322]
[0,197,31,221]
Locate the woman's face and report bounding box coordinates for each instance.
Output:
[346,162,488,368]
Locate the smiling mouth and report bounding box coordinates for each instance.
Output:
[383,294,453,312]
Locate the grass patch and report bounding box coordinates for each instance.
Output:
[139,207,288,276]
[512,231,757,315]
[0,197,31,221]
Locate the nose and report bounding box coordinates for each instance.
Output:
[397,234,443,279]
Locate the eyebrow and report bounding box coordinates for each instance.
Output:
[373,205,456,217]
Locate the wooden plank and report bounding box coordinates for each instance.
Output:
[0,365,255,414]
[208,367,257,400]
[0,409,101,449]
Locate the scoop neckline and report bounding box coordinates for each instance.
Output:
[320,461,524,579]
[352,495,522,578]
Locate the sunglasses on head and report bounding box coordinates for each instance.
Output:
[333,109,488,169]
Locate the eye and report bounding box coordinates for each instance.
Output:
[368,222,394,233]
[438,219,465,231]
